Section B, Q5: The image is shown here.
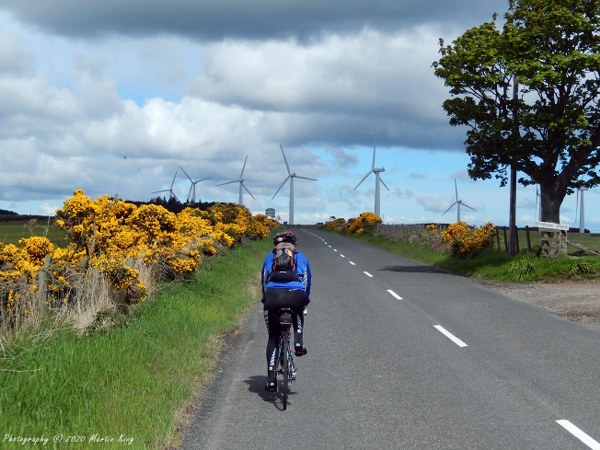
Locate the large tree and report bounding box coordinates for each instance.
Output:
[433,0,600,224]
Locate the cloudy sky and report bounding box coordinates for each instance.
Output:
[0,0,597,231]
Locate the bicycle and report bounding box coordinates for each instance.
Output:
[277,308,297,410]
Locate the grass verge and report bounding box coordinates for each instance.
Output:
[0,236,272,449]
[339,231,600,282]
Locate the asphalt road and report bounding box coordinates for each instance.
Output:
[180,229,600,450]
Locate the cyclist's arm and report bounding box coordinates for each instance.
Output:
[261,254,273,300]
[297,253,312,299]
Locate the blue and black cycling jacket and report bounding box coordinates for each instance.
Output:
[261,251,311,301]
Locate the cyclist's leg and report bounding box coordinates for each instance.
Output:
[264,289,286,391]
[264,309,280,392]
[292,311,305,348]
[288,290,309,355]
[264,309,281,372]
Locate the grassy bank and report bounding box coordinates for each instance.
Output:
[0,236,272,449]
[340,231,600,282]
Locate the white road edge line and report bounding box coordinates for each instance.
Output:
[557,420,600,450]
[363,271,373,278]
[387,289,403,300]
[433,325,468,348]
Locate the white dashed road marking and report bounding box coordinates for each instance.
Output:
[434,325,468,348]
[363,271,373,278]
[557,420,600,450]
[387,290,403,300]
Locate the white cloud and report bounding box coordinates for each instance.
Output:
[191,28,452,144]
[0,33,34,75]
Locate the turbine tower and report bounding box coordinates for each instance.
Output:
[151,171,179,201]
[216,155,255,206]
[354,133,389,218]
[442,178,476,222]
[535,185,541,221]
[575,188,586,233]
[272,145,317,225]
[179,166,210,203]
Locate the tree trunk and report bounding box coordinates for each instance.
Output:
[539,183,564,224]
[508,165,518,256]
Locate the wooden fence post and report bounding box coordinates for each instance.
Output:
[37,255,51,307]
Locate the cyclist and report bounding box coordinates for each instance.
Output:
[261,230,311,392]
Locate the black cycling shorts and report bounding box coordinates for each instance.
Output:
[263,288,308,313]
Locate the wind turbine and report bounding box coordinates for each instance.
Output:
[216,155,255,206]
[179,166,210,203]
[151,171,179,201]
[272,145,317,225]
[442,178,476,222]
[354,133,389,218]
[575,188,586,233]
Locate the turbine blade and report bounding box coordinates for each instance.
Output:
[442,201,458,216]
[171,171,178,189]
[280,144,291,174]
[354,170,373,190]
[194,177,211,184]
[272,176,290,199]
[295,175,318,181]
[179,166,192,182]
[372,128,378,169]
[462,203,476,211]
[372,148,376,170]
[242,183,256,200]
[380,177,390,191]
[217,180,237,186]
[454,178,458,201]
[240,155,248,178]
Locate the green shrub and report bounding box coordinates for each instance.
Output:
[508,255,538,281]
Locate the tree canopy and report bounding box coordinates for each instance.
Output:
[433,0,600,224]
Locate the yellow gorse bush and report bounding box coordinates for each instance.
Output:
[441,221,496,258]
[1,189,277,330]
[346,212,383,234]
[323,218,346,231]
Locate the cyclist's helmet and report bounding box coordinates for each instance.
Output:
[273,230,297,246]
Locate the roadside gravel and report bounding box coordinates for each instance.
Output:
[481,280,600,324]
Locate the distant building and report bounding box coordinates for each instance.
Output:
[265,208,276,219]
